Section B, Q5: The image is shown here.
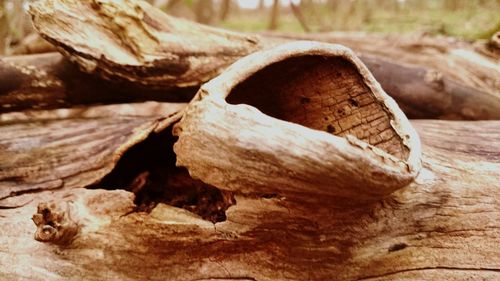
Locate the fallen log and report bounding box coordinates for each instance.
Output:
[25,0,500,120]
[1,40,499,281]
[0,102,185,207]
[0,119,498,281]
[0,52,196,114]
[0,1,498,280]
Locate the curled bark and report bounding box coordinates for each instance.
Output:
[174,42,421,204]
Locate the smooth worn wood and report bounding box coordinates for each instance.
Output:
[174,42,421,203]
[28,0,500,120]
[0,120,498,281]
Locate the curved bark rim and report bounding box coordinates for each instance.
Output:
[198,41,421,174]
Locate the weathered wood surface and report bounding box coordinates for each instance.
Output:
[27,0,500,120]
[174,42,421,204]
[0,102,185,208]
[0,1,497,280]
[0,53,196,114]
[266,32,500,120]
[0,120,498,281]
[29,0,264,88]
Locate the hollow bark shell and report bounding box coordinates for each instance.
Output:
[173,41,421,203]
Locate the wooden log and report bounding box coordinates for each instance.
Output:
[265,32,500,120]
[0,102,185,207]
[0,1,497,280]
[0,119,498,281]
[0,53,196,113]
[27,0,500,120]
[1,40,498,281]
[28,0,264,88]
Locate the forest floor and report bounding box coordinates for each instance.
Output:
[218,3,499,40]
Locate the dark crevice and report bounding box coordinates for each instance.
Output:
[388,242,408,252]
[89,128,235,223]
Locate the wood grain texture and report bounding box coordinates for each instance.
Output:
[0,102,185,207]
[29,0,263,88]
[28,0,500,120]
[174,42,421,203]
[0,53,196,113]
[0,120,498,281]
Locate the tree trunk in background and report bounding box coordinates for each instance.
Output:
[166,0,182,10]
[219,0,231,21]
[268,0,280,30]
[258,0,265,11]
[194,0,214,24]
[11,0,30,40]
[0,0,8,55]
[290,2,311,32]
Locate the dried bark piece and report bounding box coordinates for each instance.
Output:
[174,42,421,203]
[0,102,185,206]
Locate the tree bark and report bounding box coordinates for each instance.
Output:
[0,102,184,207]
[268,0,280,30]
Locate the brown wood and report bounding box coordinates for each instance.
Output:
[1,41,498,281]
[29,0,264,88]
[27,0,500,120]
[0,102,185,208]
[0,52,196,113]
[0,1,498,280]
[0,119,498,280]
[174,42,421,204]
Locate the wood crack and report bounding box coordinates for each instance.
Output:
[356,266,500,281]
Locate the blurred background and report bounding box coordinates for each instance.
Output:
[0,0,499,55]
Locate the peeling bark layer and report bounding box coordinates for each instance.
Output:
[0,120,498,281]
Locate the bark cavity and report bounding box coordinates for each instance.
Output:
[91,129,235,223]
[227,56,409,160]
